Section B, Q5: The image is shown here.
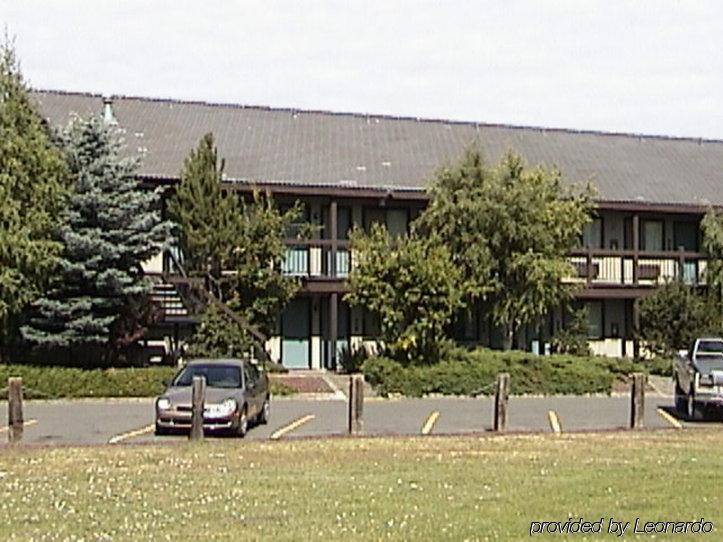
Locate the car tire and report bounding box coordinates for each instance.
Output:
[674,379,687,415]
[235,406,248,438]
[687,391,706,421]
[257,397,270,425]
[155,422,170,436]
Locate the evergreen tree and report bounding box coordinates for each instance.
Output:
[168,133,238,275]
[22,116,171,355]
[0,39,69,350]
[171,133,302,350]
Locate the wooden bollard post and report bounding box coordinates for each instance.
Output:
[493,373,510,432]
[348,374,364,435]
[630,372,645,429]
[190,375,206,441]
[8,377,24,443]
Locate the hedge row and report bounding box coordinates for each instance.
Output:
[362,348,649,397]
[0,365,295,399]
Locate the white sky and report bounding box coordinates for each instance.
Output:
[3,1,722,139]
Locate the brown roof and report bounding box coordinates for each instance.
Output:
[32,89,723,207]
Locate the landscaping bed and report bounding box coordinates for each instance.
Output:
[362,348,659,397]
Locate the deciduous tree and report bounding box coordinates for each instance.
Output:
[415,147,595,349]
[346,224,464,364]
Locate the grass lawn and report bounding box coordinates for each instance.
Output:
[0,431,721,540]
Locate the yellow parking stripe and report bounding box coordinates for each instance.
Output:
[270,414,315,440]
[421,411,440,435]
[656,408,683,429]
[0,419,38,433]
[547,410,562,434]
[108,424,156,444]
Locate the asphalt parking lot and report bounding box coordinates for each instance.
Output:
[1,392,721,447]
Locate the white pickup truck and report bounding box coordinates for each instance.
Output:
[673,337,723,420]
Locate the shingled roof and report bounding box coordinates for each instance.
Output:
[32,90,723,207]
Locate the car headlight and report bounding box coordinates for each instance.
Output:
[156,397,171,410]
[207,398,238,417]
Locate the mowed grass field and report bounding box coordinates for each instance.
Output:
[0,431,721,541]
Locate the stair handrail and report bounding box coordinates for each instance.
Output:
[161,247,270,363]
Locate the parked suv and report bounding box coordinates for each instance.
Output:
[155,358,270,437]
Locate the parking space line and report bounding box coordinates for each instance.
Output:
[656,408,683,429]
[270,414,315,440]
[0,419,38,433]
[108,424,156,444]
[421,411,440,435]
[547,410,562,434]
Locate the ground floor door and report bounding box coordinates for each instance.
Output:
[282,298,310,369]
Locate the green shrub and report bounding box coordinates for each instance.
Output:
[0,364,176,399]
[362,348,647,397]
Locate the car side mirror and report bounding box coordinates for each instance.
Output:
[162,378,171,387]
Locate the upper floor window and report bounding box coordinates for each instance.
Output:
[641,219,663,252]
[364,208,408,238]
[580,218,602,249]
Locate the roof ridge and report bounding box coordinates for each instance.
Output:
[31,87,723,145]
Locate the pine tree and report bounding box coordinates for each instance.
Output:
[22,115,171,355]
[168,133,238,275]
[171,133,302,353]
[0,39,68,350]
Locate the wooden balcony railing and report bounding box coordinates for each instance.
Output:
[282,239,352,279]
[279,243,708,287]
[566,248,707,287]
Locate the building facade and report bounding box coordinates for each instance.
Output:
[34,90,723,369]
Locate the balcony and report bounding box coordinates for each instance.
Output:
[282,240,351,279]
[566,249,707,287]
[280,243,709,293]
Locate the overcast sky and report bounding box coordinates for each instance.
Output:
[3,1,722,139]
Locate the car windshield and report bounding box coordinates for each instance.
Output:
[172,365,241,388]
[697,340,723,355]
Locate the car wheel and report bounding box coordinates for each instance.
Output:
[687,391,706,421]
[235,406,248,438]
[258,397,270,425]
[155,422,170,436]
[674,379,687,415]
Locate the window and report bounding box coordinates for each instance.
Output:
[585,302,603,339]
[673,221,698,252]
[641,220,664,251]
[363,208,408,237]
[386,209,408,238]
[581,218,602,249]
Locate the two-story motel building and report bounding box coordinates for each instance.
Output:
[33,90,723,369]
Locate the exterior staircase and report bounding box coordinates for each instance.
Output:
[149,277,191,320]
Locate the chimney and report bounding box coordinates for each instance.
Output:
[103,96,118,126]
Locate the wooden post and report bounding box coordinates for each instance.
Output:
[632,214,640,284]
[330,292,338,370]
[8,377,23,443]
[348,374,364,435]
[493,373,510,432]
[630,372,645,429]
[190,375,206,441]
[586,247,593,285]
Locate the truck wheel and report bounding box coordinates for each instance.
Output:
[257,397,270,425]
[674,379,687,415]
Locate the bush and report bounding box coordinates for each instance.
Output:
[362,347,647,397]
[0,363,297,399]
[0,364,177,399]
